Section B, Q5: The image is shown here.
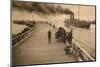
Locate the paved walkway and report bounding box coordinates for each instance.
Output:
[12,22,78,65]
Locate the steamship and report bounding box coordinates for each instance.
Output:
[64,19,90,28]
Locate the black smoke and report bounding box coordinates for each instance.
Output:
[12,1,74,15]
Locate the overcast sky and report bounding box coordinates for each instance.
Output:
[13,1,96,21]
[60,4,95,21]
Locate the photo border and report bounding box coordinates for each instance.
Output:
[11,0,96,66]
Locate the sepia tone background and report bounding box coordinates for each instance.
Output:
[12,1,96,65]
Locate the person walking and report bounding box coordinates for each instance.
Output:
[67,30,73,45]
[63,30,68,44]
[48,30,51,43]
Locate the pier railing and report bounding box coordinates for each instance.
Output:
[12,22,95,61]
[72,39,95,61]
[12,23,36,47]
[47,22,95,61]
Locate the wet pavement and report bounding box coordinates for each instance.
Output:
[12,22,79,65]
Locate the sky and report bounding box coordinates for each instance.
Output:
[13,1,96,21]
[60,4,95,21]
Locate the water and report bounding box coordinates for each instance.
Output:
[12,23,28,34]
[72,24,95,57]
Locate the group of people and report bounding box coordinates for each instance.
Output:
[48,27,73,45]
[55,27,73,45]
[47,25,74,55]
